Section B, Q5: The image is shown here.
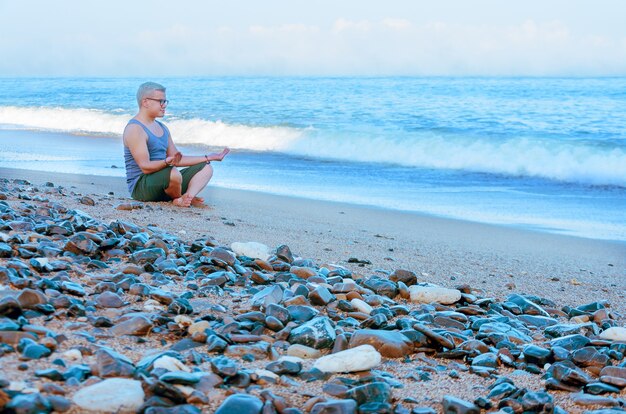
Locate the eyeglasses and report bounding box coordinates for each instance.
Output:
[145,98,169,106]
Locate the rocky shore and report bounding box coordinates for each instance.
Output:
[0,177,625,413]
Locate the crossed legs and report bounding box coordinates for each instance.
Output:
[165,163,214,207]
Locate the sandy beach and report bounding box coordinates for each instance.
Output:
[1,167,625,413]
[2,167,624,313]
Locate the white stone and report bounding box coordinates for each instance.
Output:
[409,285,462,305]
[174,315,193,328]
[350,298,373,314]
[287,344,322,359]
[143,299,166,312]
[254,369,279,381]
[231,241,271,260]
[9,381,26,391]
[599,326,626,341]
[153,355,191,372]
[188,320,211,336]
[63,349,83,362]
[313,345,381,373]
[278,355,304,364]
[32,257,49,267]
[0,232,8,242]
[73,378,144,413]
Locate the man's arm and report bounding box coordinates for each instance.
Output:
[124,124,174,174]
[174,148,231,167]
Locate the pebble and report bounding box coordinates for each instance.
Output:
[598,326,626,341]
[214,393,263,414]
[349,329,413,358]
[409,285,462,305]
[313,345,381,373]
[73,378,145,413]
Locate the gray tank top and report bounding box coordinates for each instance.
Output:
[124,119,169,194]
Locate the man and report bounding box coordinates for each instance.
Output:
[123,82,229,207]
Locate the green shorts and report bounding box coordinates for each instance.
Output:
[131,162,207,202]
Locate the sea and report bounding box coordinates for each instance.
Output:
[0,77,624,242]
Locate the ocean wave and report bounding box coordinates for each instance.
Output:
[1,105,624,187]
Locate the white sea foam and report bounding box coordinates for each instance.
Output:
[1,105,625,187]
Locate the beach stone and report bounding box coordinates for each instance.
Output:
[22,343,52,360]
[545,322,599,338]
[288,316,336,349]
[505,294,550,317]
[548,334,590,351]
[585,382,621,395]
[287,305,319,322]
[487,382,517,399]
[363,277,398,298]
[350,298,373,314]
[188,321,210,336]
[209,247,237,267]
[547,360,593,385]
[290,266,317,279]
[231,242,270,260]
[131,248,165,264]
[389,269,417,286]
[441,396,480,414]
[570,392,621,407]
[159,371,202,385]
[287,344,322,359]
[517,314,558,328]
[599,326,626,341]
[409,285,461,305]
[520,391,553,412]
[16,288,48,308]
[571,346,609,368]
[214,394,263,414]
[64,234,97,255]
[5,393,52,414]
[60,281,86,296]
[111,315,153,336]
[522,345,552,366]
[310,399,357,414]
[275,245,294,263]
[266,359,302,375]
[313,344,381,373]
[95,291,125,308]
[224,341,270,358]
[211,356,239,377]
[477,322,532,344]
[349,329,413,358]
[310,286,334,306]
[153,355,190,372]
[0,296,23,318]
[73,378,144,413]
[599,366,626,386]
[95,348,135,377]
[251,285,283,309]
[346,382,391,405]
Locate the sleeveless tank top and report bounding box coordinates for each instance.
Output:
[124,119,169,194]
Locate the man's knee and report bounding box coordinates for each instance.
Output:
[168,168,183,185]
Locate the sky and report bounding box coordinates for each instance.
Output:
[1,0,625,77]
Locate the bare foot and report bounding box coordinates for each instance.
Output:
[191,196,207,207]
[172,196,192,207]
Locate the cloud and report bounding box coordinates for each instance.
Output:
[1,16,625,76]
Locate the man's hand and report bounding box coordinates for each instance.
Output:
[215,147,230,162]
[165,152,182,166]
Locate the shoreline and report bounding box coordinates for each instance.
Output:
[1,166,624,313]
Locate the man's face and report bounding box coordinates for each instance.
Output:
[143,90,168,118]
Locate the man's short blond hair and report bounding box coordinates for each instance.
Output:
[137,82,166,107]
